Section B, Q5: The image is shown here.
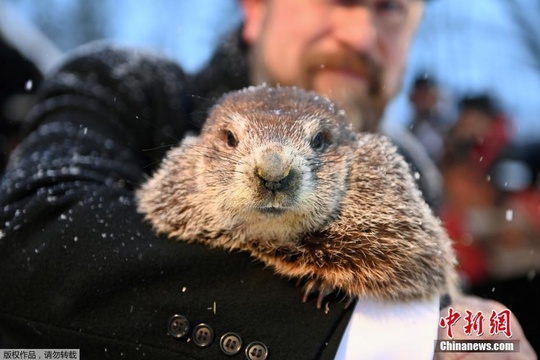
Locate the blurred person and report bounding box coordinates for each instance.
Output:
[438,94,512,286]
[445,94,513,173]
[408,74,454,163]
[0,0,536,359]
[0,30,42,172]
[438,95,512,282]
[439,158,495,286]
[0,1,61,173]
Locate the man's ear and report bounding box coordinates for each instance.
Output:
[240,0,267,44]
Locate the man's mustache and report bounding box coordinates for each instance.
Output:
[301,49,382,96]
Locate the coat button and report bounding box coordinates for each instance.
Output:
[245,341,269,360]
[167,314,190,339]
[192,323,214,348]
[219,332,243,356]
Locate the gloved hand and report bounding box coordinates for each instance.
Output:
[24,41,194,169]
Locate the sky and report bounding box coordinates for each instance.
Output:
[5,0,540,143]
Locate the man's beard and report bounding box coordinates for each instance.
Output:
[249,44,388,133]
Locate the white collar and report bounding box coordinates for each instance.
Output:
[335,295,440,359]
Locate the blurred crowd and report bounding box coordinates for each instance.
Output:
[408,75,540,323]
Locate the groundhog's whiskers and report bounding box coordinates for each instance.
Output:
[141,143,177,152]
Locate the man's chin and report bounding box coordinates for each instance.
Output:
[309,69,369,101]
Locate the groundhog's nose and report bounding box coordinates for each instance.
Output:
[258,170,294,192]
[256,151,294,192]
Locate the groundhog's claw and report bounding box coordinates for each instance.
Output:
[342,295,355,309]
[301,279,335,309]
[300,278,357,310]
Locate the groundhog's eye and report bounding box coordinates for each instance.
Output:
[226,130,238,147]
[310,131,325,150]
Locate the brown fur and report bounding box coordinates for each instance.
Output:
[137,85,457,305]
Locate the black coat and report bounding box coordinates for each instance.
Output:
[0,31,441,359]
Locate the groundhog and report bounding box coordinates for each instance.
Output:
[137,84,457,309]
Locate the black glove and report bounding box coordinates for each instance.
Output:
[23,41,194,170]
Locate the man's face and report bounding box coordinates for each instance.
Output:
[241,0,424,132]
[410,83,438,117]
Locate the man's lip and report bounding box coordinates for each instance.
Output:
[315,66,367,82]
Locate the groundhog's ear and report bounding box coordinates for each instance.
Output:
[180,135,200,148]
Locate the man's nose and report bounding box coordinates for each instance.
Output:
[332,7,377,52]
